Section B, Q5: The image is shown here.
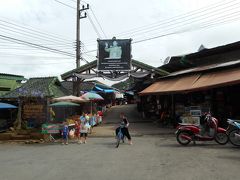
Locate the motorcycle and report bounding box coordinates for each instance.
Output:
[175,114,228,145]
[227,119,240,146]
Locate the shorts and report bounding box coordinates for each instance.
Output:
[62,133,68,140]
[80,133,88,137]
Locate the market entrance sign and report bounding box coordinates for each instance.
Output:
[97,38,132,71]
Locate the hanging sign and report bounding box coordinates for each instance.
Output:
[97,38,132,71]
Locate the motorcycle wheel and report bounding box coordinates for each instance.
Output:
[176,131,191,145]
[228,129,240,146]
[214,132,228,145]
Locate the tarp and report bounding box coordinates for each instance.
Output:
[0,102,17,109]
[52,95,89,103]
[140,67,240,95]
[95,86,115,93]
[49,102,80,107]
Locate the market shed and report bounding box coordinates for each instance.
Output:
[0,73,26,96]
[1,77,70,129]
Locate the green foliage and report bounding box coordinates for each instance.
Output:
[112,78,134,91]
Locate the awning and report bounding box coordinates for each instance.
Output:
[139,67,240,95]
[94,86,115,93]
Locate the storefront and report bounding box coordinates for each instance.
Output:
[140,63,240,128]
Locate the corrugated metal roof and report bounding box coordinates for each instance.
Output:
[1,77,69,98]
[163,59,240,78]
[0,73,26,81]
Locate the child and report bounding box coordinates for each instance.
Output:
[61,122,69,145]
[97,111,103,124]
[80,121,89,144]
[74,120,81,143]
[89,114,96,134]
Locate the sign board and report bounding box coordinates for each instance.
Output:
[23,104,45,119]
[41,124,62,134]
[22,101,47,128]
[97,38,132,71]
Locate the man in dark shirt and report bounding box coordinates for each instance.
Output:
[115,112,132,145]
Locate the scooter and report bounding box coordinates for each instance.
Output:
[175,114,228,145]
[227,119,240,146]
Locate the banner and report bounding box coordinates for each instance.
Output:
[41,124,62,134]
[97,38,131,71]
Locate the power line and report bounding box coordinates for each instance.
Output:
[0,23,75,47]
[80,0,239,45]
[54,0,75,9]
[122,0,240,39]
[133,13,240,44]
[81,12,240,54]
[115,0,238,37]
[88,13,102,38]
[130,6,240,43]
[89,7,107,38]
[0,18,74,43]
[1,62,74,65]
[0,52,74,59]
[81,0,240,46]
[0,34,75,57]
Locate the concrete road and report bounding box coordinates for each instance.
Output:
[104,104,144,124]
[0,136,239,180]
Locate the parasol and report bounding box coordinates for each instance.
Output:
[52,95,89,103]
[80,92,104,114]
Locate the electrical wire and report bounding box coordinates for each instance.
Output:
[54,0,75,10]
[0,18,74,43]
[89,7,107,38]
[87,13,102,38]
[0,34,75,57]
[120,1,240,39]
[133,13,240,44]
[81,0,238,45]
[81,11,240,54]
[115,0,238,37]
[0,24,75,47]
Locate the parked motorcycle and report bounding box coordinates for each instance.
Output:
[176,114,228,145]
[227,119,240,146]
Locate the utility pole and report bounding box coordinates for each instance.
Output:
[76,0,89,68]
[75,0,89,97]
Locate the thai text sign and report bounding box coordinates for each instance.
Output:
[41,124,62,134]
[23,104,45,119]
[97,38,131,71]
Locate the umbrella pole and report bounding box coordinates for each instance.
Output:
[91,101,92,114]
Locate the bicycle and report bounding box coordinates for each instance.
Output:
[116,127,124,148]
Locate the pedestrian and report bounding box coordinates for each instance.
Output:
[80,121,89,144]
[120,112,132,145]
[89,113,97,134]
[74,120,81,143]
[61,121,69,145]
[80,113,86,123]
[97,110,103,124]
[85,113,90,123]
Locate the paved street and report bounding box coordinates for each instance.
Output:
[0,104,240,180]
[0,136,240,180]
[91,104,175,137]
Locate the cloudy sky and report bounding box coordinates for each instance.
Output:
[0,0,240,85]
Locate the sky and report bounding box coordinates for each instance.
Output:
[0,0,240,85]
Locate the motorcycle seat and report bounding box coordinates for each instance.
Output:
[179,123,199,127]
